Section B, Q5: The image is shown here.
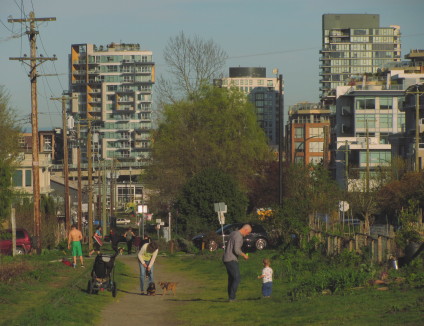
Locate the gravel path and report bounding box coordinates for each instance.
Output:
[98,254,187,326]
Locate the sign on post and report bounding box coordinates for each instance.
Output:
[214,202,227,250]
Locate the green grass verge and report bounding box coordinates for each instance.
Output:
[161,250,424,326]
[0,250,136,326]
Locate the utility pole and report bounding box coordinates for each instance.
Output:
[51,95,75,234]
[405,85,423,172]
[87,119,93,251]
[366,121,370,193]
[97,161,102,226]
[323,125,329,168]
[102,160,107,236]
[278,73,284,207]
[76,122,83,233]
[416,87,420,172]
[9,12,56,254]
[335,140,350,190]
[110,159,115,219]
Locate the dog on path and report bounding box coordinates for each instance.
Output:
[158,281,178,296]
[146,282,156,296]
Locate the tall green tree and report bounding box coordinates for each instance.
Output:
[0,86,21,225]
[175,168,248,236]
[146,85,272,206]
[283,163,340,222]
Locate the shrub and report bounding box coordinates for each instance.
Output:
[288,268,373,300]
[0,261,35,283]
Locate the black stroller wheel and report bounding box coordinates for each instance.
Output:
[112,282,117,297]
[87,280,93,294]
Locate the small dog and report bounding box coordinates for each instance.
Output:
[158,281,178,296]
[146,282,156,296]
[118,247,125,255]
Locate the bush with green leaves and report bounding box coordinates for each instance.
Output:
[175,168,248,236]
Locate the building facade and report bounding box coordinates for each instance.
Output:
[216,67,283,147]
[69,43,155,163]
[320,14,401,100]
[12,133,53,195]
[286,102,331,165]
[333,83,405,188]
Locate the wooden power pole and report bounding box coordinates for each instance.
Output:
[9,12,56,253]
[76,122,83,233]
[87,119,93,251]
[51,95,76,235]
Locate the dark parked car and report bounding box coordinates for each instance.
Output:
[192,223,269,252]
[0,228,32,255]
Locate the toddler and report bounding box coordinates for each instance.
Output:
[258,258,273,298]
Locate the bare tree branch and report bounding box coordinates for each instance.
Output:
[158,31,228,103]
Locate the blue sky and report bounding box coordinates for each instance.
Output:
[1,0,423,129]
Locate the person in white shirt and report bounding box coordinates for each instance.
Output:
[258,258,273,298]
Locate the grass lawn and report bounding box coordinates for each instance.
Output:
[0,247,135,326]
[161,250,424,326]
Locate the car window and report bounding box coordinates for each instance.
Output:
[252,225,266,233]
[16,231,25,239]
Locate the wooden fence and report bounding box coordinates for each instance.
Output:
[309,229,396,263]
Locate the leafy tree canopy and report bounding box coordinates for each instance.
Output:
[145,85,273,204]
[0,86,21,224]
[283,163,340,219]
[174,168,248,236]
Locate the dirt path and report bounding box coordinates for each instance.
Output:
[98,254,189,326]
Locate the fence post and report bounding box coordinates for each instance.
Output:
[377,236,383,263]
[327,236,332,256]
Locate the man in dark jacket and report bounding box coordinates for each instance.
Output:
[110,228,120,253]
[222,224,252,301]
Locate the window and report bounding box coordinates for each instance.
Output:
[13,170,22,187]
[25,170,31,187]
[356,114,376,128]
[309,142,324,153]
[295,127,304,138]
[309,157,322,164]
[379,114,393,128]
[295,142,304,152]
[379,97,393,110]
[356,97,375,110]
[294,156,304,164]
[398,114,405,131]
[309,127,324,137]
[360,151,391,165]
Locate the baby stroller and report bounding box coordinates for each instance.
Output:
[87,252,118,297]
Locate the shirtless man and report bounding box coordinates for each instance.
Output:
[68,224,84,268]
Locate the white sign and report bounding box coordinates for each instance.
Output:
[160,222,165,226]
[137,205,148,214]
[214,202,227,213]
[155,219,162,224]
[339,201,350,212]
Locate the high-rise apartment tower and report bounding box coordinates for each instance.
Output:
[320,14,401,100]
[69,43,155,162]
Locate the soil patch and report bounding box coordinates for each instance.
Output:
[98,254,192,326]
